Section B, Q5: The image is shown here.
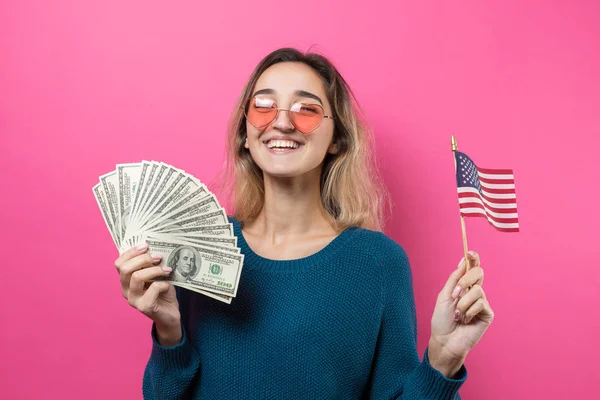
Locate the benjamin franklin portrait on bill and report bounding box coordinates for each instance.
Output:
[167,246,200,281]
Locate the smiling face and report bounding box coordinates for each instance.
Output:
[244,62,338,178]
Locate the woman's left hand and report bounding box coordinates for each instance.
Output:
[427,251,495,377]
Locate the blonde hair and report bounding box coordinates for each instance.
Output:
[217,48,391,232]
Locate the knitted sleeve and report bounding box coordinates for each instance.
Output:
[367,234,467,400]
[141,287,201,400]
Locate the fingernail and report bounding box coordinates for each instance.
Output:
[454,310,461,321]
[452,285,462,299]
[162,266,172,273]
[151,252,162,261]
[136,243,148,252]
[457,257,465,269]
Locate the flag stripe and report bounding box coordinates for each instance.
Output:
[460,207,519,222]
[460,212,520,231]
[458,191,517,206]
[477,168,514,175]
[458,197,517,211]
[479,182,515,190]
[459,201,518,216]
[477,176,515,183]
[479,186,516,194]
[478,176,515,184]
[481,190,516,199]
[459,187,517,201]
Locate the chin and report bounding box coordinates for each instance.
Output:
[263,168,304,179]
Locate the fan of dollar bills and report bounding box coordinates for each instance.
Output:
[92,161,244,304]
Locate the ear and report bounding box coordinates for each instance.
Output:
[244,136,249,149]
[327,142,339,155]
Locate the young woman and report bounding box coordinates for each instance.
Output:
[114,48,494,399]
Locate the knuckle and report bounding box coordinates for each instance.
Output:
[119,263,133,276]
[119,274,129,293]
[137,304,148,315]
[473,284,484,296]
[484,298,492,310]
[456,298,467,313]
[115,250,134,268]
[437,292,446,303]
[477,285,487,299]
[137,301,152,316]
[127,294,136,308]
[119,275,129,290]
[129,271,139,284]
[131,269,145,284]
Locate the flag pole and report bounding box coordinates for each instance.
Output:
[452,135,470,272]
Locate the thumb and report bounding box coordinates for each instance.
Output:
[440,257,467,299]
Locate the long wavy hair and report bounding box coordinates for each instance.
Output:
[219,48,391,232]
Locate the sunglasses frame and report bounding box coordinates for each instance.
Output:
[242,96,335,134]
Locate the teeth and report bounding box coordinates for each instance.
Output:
[266,140,300,149]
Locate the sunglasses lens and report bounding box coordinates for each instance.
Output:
[245,98,326,133]
[290,103,324,133]
[246,97,277,127]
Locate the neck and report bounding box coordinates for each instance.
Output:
[245,166,336,242]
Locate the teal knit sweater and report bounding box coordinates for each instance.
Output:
[142,217,467,399]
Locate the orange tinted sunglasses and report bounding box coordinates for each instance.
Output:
[243,97,334,134]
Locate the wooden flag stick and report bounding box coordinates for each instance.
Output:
[452,135,470,272]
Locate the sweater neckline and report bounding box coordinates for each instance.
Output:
[231,217,360,271]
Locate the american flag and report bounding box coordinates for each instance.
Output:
[455,151,519,232]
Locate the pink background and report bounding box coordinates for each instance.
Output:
[1,1,598,398]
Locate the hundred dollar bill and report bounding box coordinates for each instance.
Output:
[147,239,244,297]
[156,208,228,231]
[140,176,209,230]
[155,223,234,237]
[136,167,186,225]
[92,183,119,248]
[99,171,121,245]
[144,183,211,228]
[125,160,152,239]
[145,235,240,260]
[128,161,160,234]
[172,282,232,304]
[135,162,168,226]
[117,162,142,248]
[135,164,178,224]
[181,241,240,254]
[145,234,236,302]
[145,195,221,231]
[145,233,237,250]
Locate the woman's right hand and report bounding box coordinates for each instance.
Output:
[114,243,183,347]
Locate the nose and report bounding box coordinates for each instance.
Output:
[272,108,295,132]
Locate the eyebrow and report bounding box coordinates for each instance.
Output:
[252,88,324,105]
